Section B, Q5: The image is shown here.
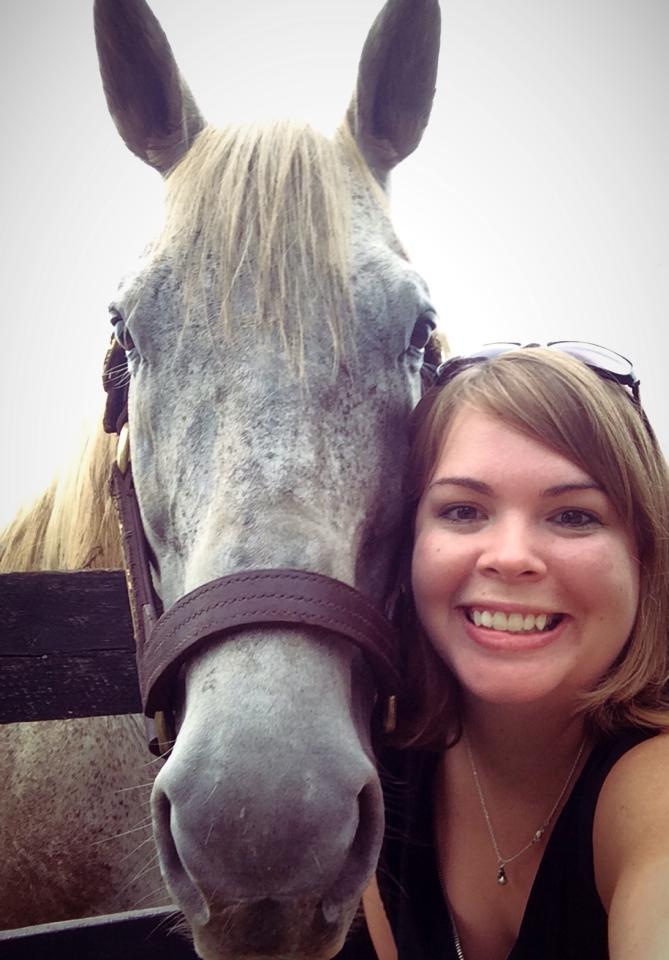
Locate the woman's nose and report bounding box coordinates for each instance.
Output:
[475,516,547,580]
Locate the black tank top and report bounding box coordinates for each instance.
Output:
[337,728,653,960]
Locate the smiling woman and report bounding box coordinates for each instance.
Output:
[412,407,640,709]
[368,345,669,960]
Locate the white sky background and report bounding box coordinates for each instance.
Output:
[1,0,667,529]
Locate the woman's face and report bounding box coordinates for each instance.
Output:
[411,405,640,709]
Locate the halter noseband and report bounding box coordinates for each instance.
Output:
[102,337,402,756]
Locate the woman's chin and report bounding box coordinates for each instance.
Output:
[451,659,577,710]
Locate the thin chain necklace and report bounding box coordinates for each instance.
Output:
[464,733,586,886]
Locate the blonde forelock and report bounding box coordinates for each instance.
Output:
[153,121,368,371]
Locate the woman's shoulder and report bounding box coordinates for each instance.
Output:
[595,727,669,813]
[593,729,669,908]
[599,725,669,773]
[592,729,669,957]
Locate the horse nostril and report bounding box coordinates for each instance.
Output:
[325,778,384,908]
[152,785,210,925]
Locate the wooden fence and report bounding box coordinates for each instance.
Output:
[0,569,198,958]
[1,570,139,723]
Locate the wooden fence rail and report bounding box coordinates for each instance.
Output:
[0,907,197,959]
[0,569,140,723]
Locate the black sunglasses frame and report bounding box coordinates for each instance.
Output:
[432,340,641,404]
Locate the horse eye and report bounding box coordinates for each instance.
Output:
[410,310,437,350]
[113,318,135,353]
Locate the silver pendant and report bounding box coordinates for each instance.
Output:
[496,865,508,885]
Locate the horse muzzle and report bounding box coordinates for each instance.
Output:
[150,628,385,958]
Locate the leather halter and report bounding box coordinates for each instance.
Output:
[102,336,404,756]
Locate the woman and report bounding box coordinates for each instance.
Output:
[363,343,669,960]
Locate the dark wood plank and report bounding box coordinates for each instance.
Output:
[0,570,141,723]
[0,906,198,959]
[0,570,132,654]
[0,649,141,722]
[0,907,374,959]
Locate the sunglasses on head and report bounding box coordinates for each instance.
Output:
[432,340,641,403]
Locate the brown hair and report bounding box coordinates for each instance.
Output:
[398,348,669,748]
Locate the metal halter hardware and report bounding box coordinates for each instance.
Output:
[103,335,402,756]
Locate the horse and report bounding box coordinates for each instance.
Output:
[0,0,442,955]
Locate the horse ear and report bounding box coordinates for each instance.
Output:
[94,0,206,176]
[347,0,441,185]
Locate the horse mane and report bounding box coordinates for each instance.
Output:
[0,424,121,573]
[1,120,391,574]
[155,119,387,370]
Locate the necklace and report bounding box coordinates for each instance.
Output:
[449,907,465,960]
[449,908,511,960]
[464,733,586,886]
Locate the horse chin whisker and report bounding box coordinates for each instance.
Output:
[113,781,155,793]
[121,854,162,892]
[120,835,157,865]
[93,820,153,845]
[163,912,191,940]
[143,752,170,769]
[130,887,175,912]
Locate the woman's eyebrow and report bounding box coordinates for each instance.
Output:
[541,482,603,497]
[428,478,604,497]
[429,477,493,495]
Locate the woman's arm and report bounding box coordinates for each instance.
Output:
[362,875,398,960]
[594,733,669,959]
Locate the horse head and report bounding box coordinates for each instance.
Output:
[95,0,441,956]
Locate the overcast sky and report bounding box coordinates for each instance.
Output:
[1,0,667,527]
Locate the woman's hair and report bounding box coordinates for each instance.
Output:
[397,347,669,749]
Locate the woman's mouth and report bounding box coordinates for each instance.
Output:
[465,608,564,633]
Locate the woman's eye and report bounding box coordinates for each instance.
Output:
[440,504,484,523]
[551,509,601,528]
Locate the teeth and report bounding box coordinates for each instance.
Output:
[468,609,559,633]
